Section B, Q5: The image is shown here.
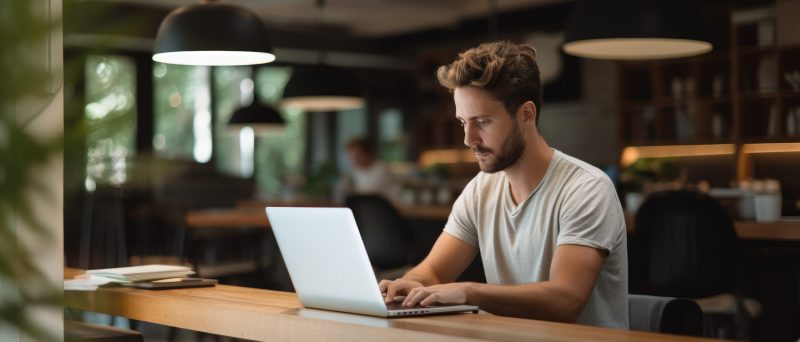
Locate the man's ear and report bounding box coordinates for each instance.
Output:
[516,101,537,126]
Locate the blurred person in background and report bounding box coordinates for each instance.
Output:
[335,136,398,203]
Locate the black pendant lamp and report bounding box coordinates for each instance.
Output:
[563,0,712,60]
[280,0,364,112]
[153,0,275,66]
[281,64,364,112]
[228,68,286,135]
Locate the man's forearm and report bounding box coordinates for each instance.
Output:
[468,282,586,323]
[400,264,442,287]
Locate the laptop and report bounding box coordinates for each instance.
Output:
[265,207,479,317]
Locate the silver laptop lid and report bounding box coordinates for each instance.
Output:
[265,207,388,316]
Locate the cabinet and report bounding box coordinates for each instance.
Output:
[618,19,800,147]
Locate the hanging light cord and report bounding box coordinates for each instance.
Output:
[316,0,327,64]
[488,0,498,40]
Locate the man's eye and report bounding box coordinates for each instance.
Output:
[477,120,490,126]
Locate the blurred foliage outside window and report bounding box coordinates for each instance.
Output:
[211,66,306,198]
[254,68,305,198]
[213,65,252,178]
[84,55,136,191]
[379,108,407,162]
[153,62,212,163]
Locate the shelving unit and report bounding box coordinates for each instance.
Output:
[617,7,800,179]
[617,50,738,146]
[415,49,460,151]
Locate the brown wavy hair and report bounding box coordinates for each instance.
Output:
[437,41,542,124]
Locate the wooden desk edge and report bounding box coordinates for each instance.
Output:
[64,269,710,342]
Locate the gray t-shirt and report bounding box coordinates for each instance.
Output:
[444,149,628,329]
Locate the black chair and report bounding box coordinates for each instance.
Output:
[344,195,413,276]
[628,294,703,336]
[629,190,759,338]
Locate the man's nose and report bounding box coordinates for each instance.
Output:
[463,122,480,148]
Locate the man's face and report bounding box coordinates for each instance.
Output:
[455,87,525,173]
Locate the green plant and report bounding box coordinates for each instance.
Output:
[302,161,338,199]
[620,157,679,191]
[0,1,65,340]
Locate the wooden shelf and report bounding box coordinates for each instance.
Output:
[693,97,733,105]
[617,9,800,184]
[739,92,780,101]
[620,100,654,108]
[737,45,778,55]
[621,139,732,147]
[740,136,800,144]
[653,97,692,107]
[779,91,800,99]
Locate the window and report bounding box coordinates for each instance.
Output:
[84,55,136,190]
[153,62,212,163]
[379,108,406,162]
[213,66,254,177]
[253,68,306,198]
[213,66,306,198]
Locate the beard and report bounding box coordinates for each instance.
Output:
[472,123,525,173]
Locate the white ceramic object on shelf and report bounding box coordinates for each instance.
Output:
[754,193,782,222]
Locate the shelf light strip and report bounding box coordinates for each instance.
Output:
[621,144,735,167]
[419,149,476,167]
[741,142,800,154]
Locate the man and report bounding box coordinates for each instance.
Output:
[335,136,397,203]
[379,41,628,329]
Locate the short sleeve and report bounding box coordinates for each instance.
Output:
[557,178,625,253]
[443,178,479,247]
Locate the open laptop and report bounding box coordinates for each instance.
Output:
[265,207,479,317]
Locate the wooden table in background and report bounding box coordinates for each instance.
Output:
[623,214,800,241]
[64,268,710,342]
[235,199,453,222]
[187,205,800,241]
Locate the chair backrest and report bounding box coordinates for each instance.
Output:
[629,294,704,336]
[630,190,738,298]
[344,195,411,269]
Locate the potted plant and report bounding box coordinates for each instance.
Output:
[1,1,66,340]
[620,158,680,213]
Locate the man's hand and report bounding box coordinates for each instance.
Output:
[379,279,424,304]
[402,283,475,307]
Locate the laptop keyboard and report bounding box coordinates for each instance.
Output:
[386,303,431,310]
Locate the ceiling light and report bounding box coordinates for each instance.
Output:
[153,1,275,66]
[563,0,712,60]
[228,67,286,134]
[228,101,286,135]
[279,0,364,112]
[281,65,364,112]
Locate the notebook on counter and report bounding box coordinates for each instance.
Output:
[87,265,194,282]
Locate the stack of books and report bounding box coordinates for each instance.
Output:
[65,265,198,291]
[86,265,194,282]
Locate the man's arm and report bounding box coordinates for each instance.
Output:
[379,232,477,303]
[402,244,604,323]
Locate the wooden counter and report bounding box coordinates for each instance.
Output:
[64,269,710,342]
[186,207,800,241]
[235,199,453,222]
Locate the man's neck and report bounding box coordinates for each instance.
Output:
[503,136,553,205]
